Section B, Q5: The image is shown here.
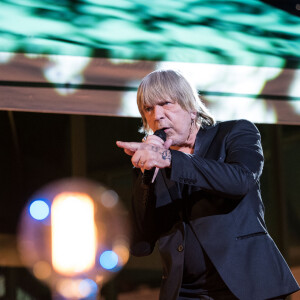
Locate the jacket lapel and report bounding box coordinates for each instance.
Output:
[155,123,220,208]
[194,123,219,157]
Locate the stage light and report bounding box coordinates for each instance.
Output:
[18,178,130,299]
[51,192,96,275]
[99,251,118,270]
[29,199,50,220]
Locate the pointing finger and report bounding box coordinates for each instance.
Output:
[116,141,142,152]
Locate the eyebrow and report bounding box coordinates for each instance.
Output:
[146,99,174,106]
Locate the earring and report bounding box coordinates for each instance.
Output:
[191,118,195,127]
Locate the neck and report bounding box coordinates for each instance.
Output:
[171,123,199,154]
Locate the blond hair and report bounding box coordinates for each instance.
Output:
[137,69,215,133]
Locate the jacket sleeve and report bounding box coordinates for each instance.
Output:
[170,119,264,197]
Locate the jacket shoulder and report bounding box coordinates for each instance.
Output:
[212,119,259,133]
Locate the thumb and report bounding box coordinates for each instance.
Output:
[164,138,173,149]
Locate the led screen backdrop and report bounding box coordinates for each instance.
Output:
[0,0,299,124]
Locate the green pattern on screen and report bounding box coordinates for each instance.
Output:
[0,0,299,68]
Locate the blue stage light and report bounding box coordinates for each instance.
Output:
[29,200,50,220]
[78,279,98,297]
[99,251,118,270]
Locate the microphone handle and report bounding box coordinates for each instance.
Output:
[142,129,166,185]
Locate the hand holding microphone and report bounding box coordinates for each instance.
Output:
[116,129,172,184]
[142,129,167,185]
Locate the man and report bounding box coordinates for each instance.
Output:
[116,69,299,300]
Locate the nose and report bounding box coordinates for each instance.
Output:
[153,105,164,120]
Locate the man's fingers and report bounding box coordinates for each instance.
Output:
[117,141,142,157]
[117,139,171,168]
[124,149,135,156]
[144,135,165,147]
[164,138,173,149]
[116,141,141,152]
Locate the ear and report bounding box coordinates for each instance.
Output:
[190,111,197,120]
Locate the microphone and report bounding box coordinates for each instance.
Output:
[142,129,167,185]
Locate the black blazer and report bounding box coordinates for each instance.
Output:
[131,119,299,300]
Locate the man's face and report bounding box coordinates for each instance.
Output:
[143,99,194,147]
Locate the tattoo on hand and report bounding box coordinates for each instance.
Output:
[162,150,171,162]
[148,145,171,163]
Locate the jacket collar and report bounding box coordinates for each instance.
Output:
[194,122,219,157]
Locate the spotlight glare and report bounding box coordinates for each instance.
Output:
[51,193,96,276]
[78,279,98,297]
[29,200,50,220]
[18,178,130,299]
[99,251,118,270]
